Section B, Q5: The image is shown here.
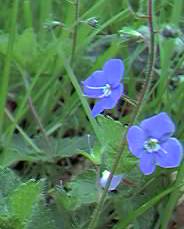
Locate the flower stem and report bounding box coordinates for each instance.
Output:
[87,1,156,229]
[132,0,155,121]
[71,0,80,65]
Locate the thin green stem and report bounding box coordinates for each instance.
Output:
[160,162,184,229]
[87,1,156,229]
[5,108,41,153]
[0,0,19,135]
[23,0,33,28]
[132,0,155,121]
[22,73,52,154]
[6,56,51,141]
[71,0,80,65]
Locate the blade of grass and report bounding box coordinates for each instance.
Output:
[23,0,33,28]
[0,0,19,135]
[114,182,184,229]
[61,54,102,144]
[5,108,41,153]
[6,55,52,141]
[160,162,184,229]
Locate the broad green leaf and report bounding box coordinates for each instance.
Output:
[57,170,98,210]
[13,29,38,68]
[26,201,57,229]
[0,135,93,167]
[92,116,137,172]
[68,170,98,209]
[97,115,123,148]
[0,167,21,197]
[8,180,43,225]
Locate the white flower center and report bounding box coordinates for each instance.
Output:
[83,83,112,98]
[144,138,160,153]
[102,84,111,97]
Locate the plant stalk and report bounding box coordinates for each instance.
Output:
[87,1,156,228]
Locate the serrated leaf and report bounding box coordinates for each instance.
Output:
[8,180,43,225]
[0,167,21,197]
[91,116,136,172]
[67,170,98,209]
[35,135,93,159]
[97,115,123,148]
[26,201,58,229]
[0,135,93,167]
[104,149,137,173]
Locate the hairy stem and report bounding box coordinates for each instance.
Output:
[132,0,155,121]
[87,1,156,229]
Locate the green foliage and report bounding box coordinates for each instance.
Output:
[0,167,21,197]
[0,0,183,228]
[0,134,93,167]
[55,170,98,211]
[8,180,43,224]
[91,115,137,172]
[0,168,58,229]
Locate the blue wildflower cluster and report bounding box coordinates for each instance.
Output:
[83,59,183,190]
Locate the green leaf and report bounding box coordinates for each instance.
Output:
[114,183,184,229]
[0,134,93,167]
[0,167,21,197]
[92,116,137,172]
[68,170,98,208]
[0,215,20,229]
[35,135,93,159]
[119,27,143,40]
[26,201,57,229]
[97,115,123,148]
[8,180,43,225]
[56,170,98,210]
[13,29,38,68]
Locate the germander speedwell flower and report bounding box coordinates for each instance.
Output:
[82,59,124,117]
[99,170,124,191]
[127,112,183,175]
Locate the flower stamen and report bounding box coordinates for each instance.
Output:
[144,138,160,153]
[83,83,112,98]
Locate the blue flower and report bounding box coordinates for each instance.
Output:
[127,112,183,175]
[82,59,124,117]
[99,170,124,191]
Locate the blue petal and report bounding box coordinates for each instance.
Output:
[91,101,105,117]
[103,59,124,87]
[91,85,123,117]
[82,70,107,87]
[99,170,123,191]
[156,138,183,168]
[140,152,156,175]
[140,112,175,141]
[127,126,147,158]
